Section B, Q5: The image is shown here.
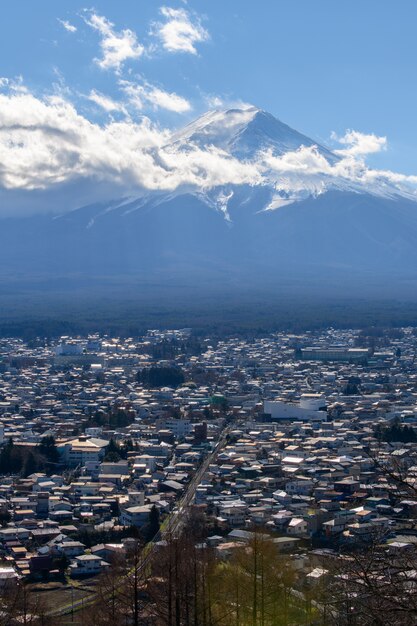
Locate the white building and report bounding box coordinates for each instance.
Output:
[70,554,106,577]
[54,340,84,356]
[120,504,153,527]
[58,436,109,467]
[264,394,326,421]
[158,419,192,439]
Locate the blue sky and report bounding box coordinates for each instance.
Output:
[1,0,417,212]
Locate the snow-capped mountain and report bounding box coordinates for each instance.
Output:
[1,106,417,294]
[171,106,337,161]
[169,106,413,210]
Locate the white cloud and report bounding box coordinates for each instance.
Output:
[0,90,258,206]
[332,129,387,157]
[153,7,209,54]
[87,89,127,114]
[205,95,224,109]
[120,80,191,113]
[58,19,77,33]
[0,75,27,94]
[84,12,144,72]
[0,82,416,215]
[203,94,253,111]
[259,142,417,203]
[145,85,191,113]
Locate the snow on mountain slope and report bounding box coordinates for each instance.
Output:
[171,106,337,161]
[54,106,417,232]
[169,106,416,209]
[1,104,416,220]
[1,106,417,291]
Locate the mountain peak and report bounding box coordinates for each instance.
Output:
[171,106,261,149]
[171,105,336,161]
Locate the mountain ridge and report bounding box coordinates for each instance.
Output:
[1,106,417,296]
[171,106,337,161]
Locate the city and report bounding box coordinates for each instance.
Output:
[0,326,415,621]
[2,1,417,622]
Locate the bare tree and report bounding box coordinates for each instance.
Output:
[323,534,417,625]
[82,539,148,626]
[0,581,58,626]
[82,554,126,626]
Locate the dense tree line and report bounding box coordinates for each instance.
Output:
[5,296,417,340]
[0,436,59,477]
[375,418,417,443]
[137,366,185,388]
[343,376,361,395]
[86,405,136,429]
[103,437,136,462]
